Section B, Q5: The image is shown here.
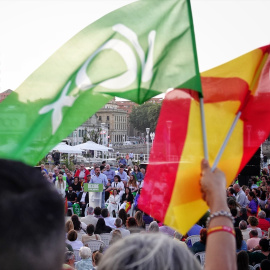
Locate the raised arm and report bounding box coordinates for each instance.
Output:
[200,159,236,270]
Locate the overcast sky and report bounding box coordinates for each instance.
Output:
[0,0,269,92]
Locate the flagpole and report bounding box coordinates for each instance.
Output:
[199,97,208,160]
[211,111,242,171]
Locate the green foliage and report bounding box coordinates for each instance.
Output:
[83,126,102,144]
[129,102,162,133]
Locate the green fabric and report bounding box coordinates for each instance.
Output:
[0,0,201,165]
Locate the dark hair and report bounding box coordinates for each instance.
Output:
[261,191,267,201]
[126,217,137,228]
[114,175,121,182]
[228,187,236,196]
[93,251,103,266]
[261,259,270,270]
[71,214,81,230]
[94,207,102,216]
[67,230,78,242]
[118,209,127,226]
[259,239,270,252]
[0,159,65,270]
[95,218,106,234]
[120,165,124,169]
[230,208,238,218]
[100,165,105,171]
[252,188,260,197]
[101,208,109,218]
[237,251,249,270]
[199,228,207,245]
[249,191,256,199]
[86,224,95,235]
[235,228,243,250]
[249,229,258,237]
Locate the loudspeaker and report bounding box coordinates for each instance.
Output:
[239,147,261,177]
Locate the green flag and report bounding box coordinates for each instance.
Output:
[0,0,202,165]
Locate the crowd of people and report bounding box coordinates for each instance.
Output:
[4,156,270,270]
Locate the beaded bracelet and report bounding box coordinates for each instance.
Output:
[206,210,234,228]
[207,226,235,237]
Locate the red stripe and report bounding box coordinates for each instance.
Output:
[138,89,193,222]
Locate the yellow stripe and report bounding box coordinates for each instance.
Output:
[201,49,263,88]
[164,100,244,234]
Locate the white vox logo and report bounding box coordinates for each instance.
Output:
[39,24,156,134]
[75,23,156,90]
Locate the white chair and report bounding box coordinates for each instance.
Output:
[84,240,105,253]
[185,235,200,247]
[73,249,81,262]
[100,233,112,247]
[253,264,260,270]
[194,251,206,266]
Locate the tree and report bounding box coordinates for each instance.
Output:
[83,126,102,144]
[129,102,162,133]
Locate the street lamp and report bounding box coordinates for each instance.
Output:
[150,132,155,143]
[146,128,150,161]
[101,123,105,146]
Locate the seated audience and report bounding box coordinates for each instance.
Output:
[148,221,159,233]
[71,214,86,241]
[237,251,249,270]
[82,224,101,245]
[66,230,83,250]
[109,230,122,245]
[94,218,112,234]
[107,189,120,218]
[235,227,247,252]
[257,210,270,231]
[247,216,262,237]
[134,211,145,229]
[63,251,75,270]
[248,238,270,265]
[246,230,260,250]
[81,207,98,228]
[190,228,207,254]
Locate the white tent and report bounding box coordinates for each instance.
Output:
[76,141,113,152]
[51,143,82,154]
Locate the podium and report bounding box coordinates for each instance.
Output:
[84,183,103,208]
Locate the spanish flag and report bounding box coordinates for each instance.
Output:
[139,45,270,234]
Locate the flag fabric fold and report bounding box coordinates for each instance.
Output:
[0,0,201,165]
[139,44,270,234]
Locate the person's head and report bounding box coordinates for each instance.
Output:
[258,210,266,219]
[95,166,101,176]
[64,251,75,267]
[129,174,135,182]
[235,228,243,250]
[198,228,207,244]
[148,221,159,232]
[54,167,59,175]
[261,259,270,270]
[65,220,74,233]
[227,198,237,209]
[113,189,118,196]
[173,231,183,241]
[249,229,258,238]
[262,175,268,183]
[79,246,92,260]
[98,234,202,270]
[58,174,63,181]
[71,214,81,230]
[48,171,53,178]
[110,230,122,245]
[259,238,270,252]
[245,188,250,196]
[86,224,95,236]
[96,218,106,229]
[247,216,259,227]
[40,164,45,170]
[68,186,73,193]
[67,230,78,242]
[87,206,94,216]
[248,191,256,201]
[118,209,127,226]
[134,165,140,172]
[101,208,109,218]
[114,218,123,228]
[114,175,121,182]
[106,164,110,170]
[94,207,102,216]
[134,211,143,226]
[237,251,249,270]
[66,171,72,178]
[119,165,124,173]
[92,251,103,267]
[227,187,236,197]
[74,177,79,184]
[125,187,131,194]
[86,174,91,181]
[233,184,240,193]
[126,217,138,228]
[239,220,247,230]
[230,208,238,218]
[0,159,65,270]
[80,164,85,171]
[252,188,260,197]
[239,208,247,217]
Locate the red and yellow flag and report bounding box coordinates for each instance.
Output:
[139,45,270,234]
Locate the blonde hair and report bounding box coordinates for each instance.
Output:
[134,211,144,227]
[65,220,74,233]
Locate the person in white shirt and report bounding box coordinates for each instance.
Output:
[233,184,249,207]
[101,208,116,229]
[108,189,120,217]
[81,207,98,229]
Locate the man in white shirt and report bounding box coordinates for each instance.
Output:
[116,165,128,184]
[111,218,130,238]
[81,206,98,229]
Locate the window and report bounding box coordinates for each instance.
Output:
[107,116,110,121]
[99,116,102,121]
